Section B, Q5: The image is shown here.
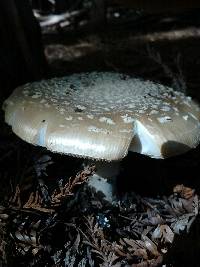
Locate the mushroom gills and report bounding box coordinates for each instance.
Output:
[130,120,161,158]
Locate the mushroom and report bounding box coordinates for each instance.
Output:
[3,72,200,202]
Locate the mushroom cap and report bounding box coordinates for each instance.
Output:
[3,72,200,160]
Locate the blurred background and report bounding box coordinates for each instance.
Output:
[1,1,200,99]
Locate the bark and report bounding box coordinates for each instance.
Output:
[0,0,47,97]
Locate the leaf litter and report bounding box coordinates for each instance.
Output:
[0,150,199,267]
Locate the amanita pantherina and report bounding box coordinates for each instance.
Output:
[3,72,200,202]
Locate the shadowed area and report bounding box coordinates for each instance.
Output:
[161,140,191,158]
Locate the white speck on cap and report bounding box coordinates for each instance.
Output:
[99,117,115,125]
[157,116,172,123]
[3,72,200,160]
[121,114,135,123]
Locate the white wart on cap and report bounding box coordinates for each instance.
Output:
[3,72,200,160]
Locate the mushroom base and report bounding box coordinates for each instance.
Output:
[86,161,121,203]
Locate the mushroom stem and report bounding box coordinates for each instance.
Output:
[86,160,120,203]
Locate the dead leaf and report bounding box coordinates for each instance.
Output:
[173,184,195,200]
[152,224,174,244]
